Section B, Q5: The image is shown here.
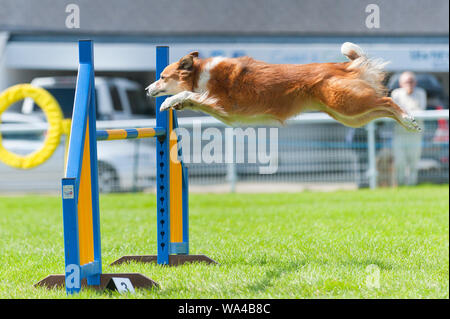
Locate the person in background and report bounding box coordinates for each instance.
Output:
[391,71,427,186]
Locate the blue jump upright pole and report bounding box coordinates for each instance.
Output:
[61,40,101,294]
[109,45,216,267]
[155,46,171,265]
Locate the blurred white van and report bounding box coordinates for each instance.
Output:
[22,76,156,120]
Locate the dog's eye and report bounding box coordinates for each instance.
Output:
[160,75,165,80]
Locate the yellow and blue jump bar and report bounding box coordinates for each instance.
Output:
[96,127,166,141]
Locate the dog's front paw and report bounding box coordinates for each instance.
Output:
[159,95,186,112]
[160,97,176,112]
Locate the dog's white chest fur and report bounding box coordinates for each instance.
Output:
[195,57,226,93]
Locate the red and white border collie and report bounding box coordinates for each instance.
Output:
[146,42,420,131]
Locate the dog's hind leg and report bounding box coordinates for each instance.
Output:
[324,108,395,128]
[320,83,421,131]
[374,97,421,132]
[326,104,421,131]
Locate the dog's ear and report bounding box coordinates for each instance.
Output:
[178,52,198,70]
[189,51,199,58]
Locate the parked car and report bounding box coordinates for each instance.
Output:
[21,76,156,120]
[0,112,157,193]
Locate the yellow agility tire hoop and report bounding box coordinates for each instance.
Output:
[0,84,63,169]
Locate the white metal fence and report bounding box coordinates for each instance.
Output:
[0,110,448,193]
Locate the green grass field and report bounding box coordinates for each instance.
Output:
[0,185,448,299]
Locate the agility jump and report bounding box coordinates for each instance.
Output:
[36,40,215,294]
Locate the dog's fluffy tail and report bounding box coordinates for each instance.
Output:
[341,42,366,61]
[341,42,389,96]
